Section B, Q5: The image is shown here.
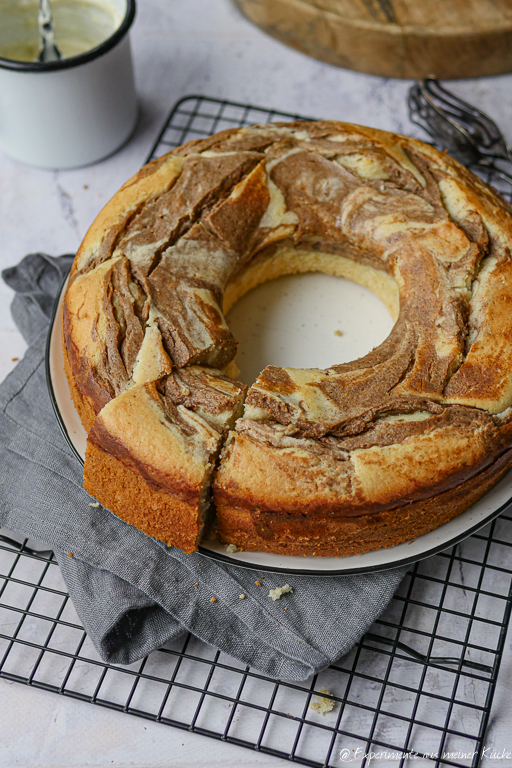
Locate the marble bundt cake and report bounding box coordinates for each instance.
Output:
[63,121,512,556]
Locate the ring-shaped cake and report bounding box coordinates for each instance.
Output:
[63,121,512,556]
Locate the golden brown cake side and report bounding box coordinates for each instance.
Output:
[85,441,203,554]
[84,369,246,552]
[62,312,97,433]
[215,448,512,557]
[214,408,512,513]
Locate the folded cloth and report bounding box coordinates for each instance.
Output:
[0,253,407,681]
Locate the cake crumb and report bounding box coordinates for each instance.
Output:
[89,502,100,508]
[309,688,335,715]
[333,329,343,337]
[210,597,217,603]
[239,594,245,599]
[194,583,198,588]
[255,580,261,587]
[226,543,238,553]
[269,584,293,601]
[68,552,73,558]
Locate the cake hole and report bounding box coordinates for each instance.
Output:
[227,271,395,386]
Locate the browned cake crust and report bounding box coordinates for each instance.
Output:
[62,121,512,556]
[62,310,97,432]
[84,441,203,554]
[81,369,246,550]
[215,442,512,557]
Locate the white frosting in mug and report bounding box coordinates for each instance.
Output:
[0,0,124,62]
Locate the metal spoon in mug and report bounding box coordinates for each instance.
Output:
[38,0,63,63]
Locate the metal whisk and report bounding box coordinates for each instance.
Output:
[408,77,512,186]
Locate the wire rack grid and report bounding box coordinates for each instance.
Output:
[2,95,512,768]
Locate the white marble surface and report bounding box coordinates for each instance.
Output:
[1,1,512,765]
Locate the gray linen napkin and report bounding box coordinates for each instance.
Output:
[0,253,406,681]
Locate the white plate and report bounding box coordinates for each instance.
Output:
[47,275,512,575]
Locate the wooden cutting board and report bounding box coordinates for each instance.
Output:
[233,0,512,79]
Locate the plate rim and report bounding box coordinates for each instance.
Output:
[45,276,84,468]
[46,274,512,577]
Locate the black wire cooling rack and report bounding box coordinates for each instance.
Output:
[2,95,512,768]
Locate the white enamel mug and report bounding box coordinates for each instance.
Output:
[0,0,137,169]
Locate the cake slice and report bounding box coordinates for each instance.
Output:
[84,367,246,553]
